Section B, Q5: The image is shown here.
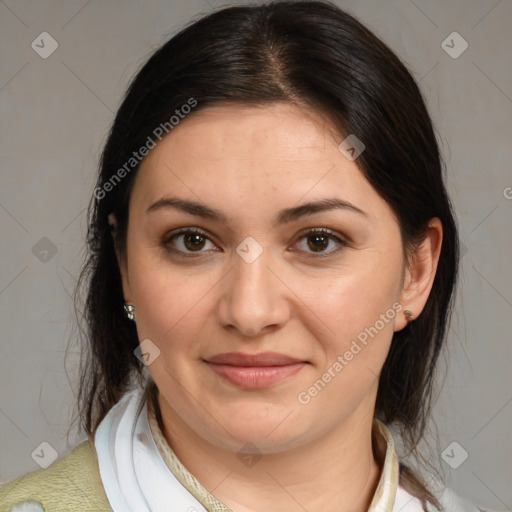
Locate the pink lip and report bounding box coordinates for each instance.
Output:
[204,352,307,389]
[206,351,305,366]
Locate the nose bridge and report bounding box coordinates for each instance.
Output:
[233,244,271,297]
[218,241,288,336]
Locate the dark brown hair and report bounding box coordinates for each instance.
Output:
[69,1,459,509]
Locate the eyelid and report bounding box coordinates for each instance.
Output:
[162,226,212,242]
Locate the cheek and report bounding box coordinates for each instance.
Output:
[127,251,216,345]
[305,258,402,361]
[300,274,400,415]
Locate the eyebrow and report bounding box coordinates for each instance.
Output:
[146,196,368,224]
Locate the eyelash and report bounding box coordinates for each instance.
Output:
[160,228,347,258]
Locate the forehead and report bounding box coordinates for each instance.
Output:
[141,102,340,165]
[128,102,391,224]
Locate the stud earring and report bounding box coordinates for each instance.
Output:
[404,309,413,323]
[124,304,135,321]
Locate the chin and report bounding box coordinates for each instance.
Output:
[206,404,311,452]
[214,425,308,455]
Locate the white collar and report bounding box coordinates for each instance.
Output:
[94,386,432,512]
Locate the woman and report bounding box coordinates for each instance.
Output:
[0,1,489,511]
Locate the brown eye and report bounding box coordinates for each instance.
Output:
[306,233,330,252]
[295,229,346,256]
[182,232,207,251]
[162,229,216,255]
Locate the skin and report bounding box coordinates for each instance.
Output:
[110,102,442,512]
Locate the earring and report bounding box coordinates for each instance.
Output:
[124,304,135,321]
[404,309,413,323]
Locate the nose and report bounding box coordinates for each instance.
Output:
[217,247,290,338]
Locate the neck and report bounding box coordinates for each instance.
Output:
[155,392,383,512]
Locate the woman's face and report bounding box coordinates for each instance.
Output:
[115,102,414,453]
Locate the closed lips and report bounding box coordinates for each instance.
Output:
[204,352,306,366]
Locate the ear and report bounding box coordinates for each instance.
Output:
[108,212,132,304]
[394,217,443,332]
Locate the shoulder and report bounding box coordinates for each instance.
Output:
[0,440,112,512]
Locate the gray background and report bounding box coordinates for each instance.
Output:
[0,0,511,509]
